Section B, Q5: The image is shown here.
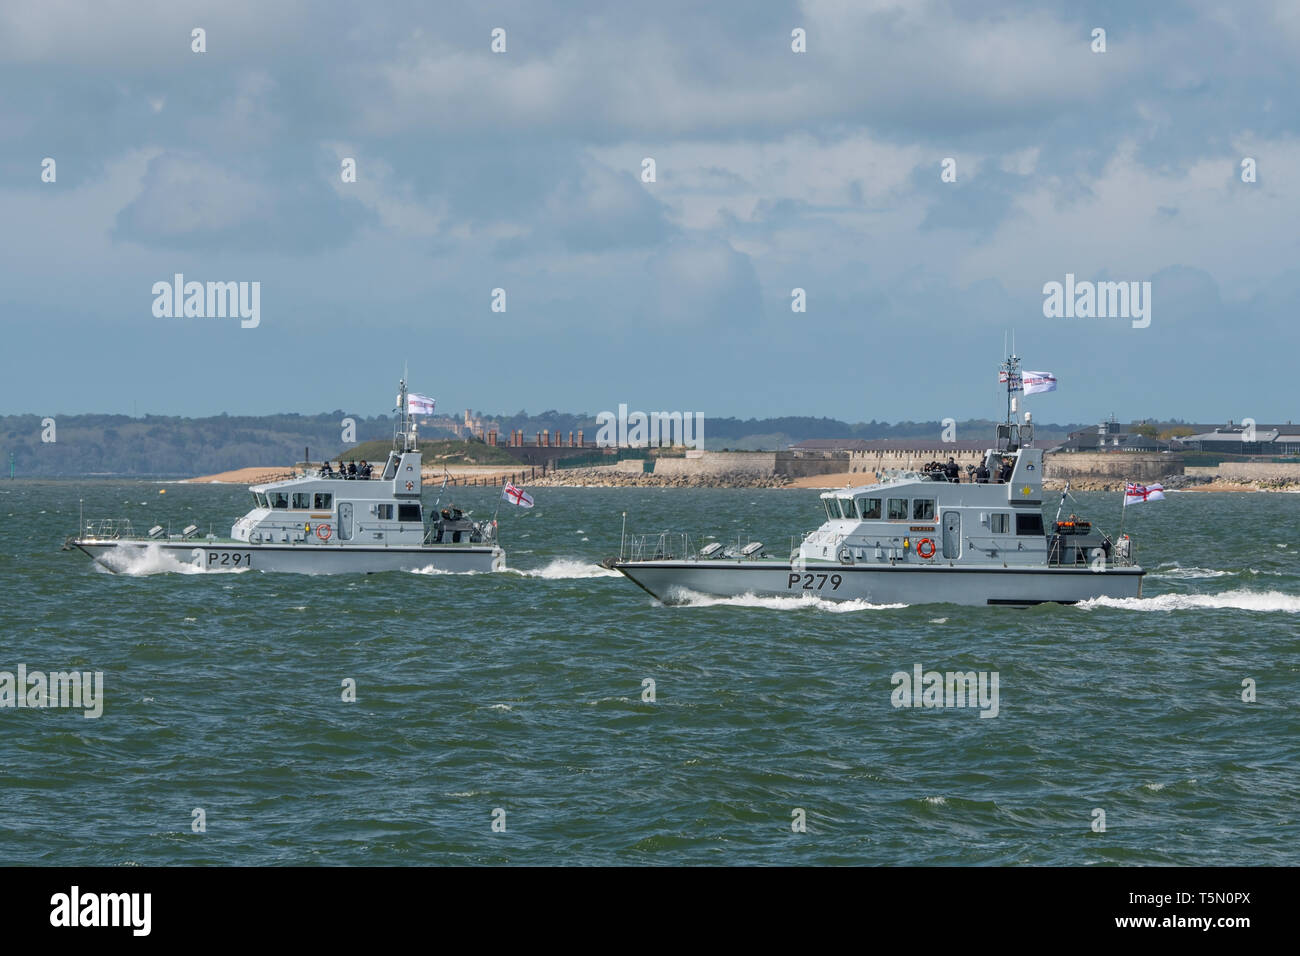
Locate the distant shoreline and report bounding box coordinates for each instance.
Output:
[183,465,1294,493]
[185,465,524,485]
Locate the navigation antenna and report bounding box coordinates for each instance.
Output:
[394,376,418,453]
[997,353,1022,451]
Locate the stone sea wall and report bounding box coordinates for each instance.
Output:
[848,449,984,474]
[1214,462,1300,482]
[530,464,792,488]
[1043,452,1180,481]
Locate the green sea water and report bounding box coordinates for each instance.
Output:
[0,480,1296,865]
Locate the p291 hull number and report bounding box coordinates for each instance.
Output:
[787,572,842,591]
[192,549,252,568]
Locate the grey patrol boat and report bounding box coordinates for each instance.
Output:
[612,356,1144,607]
[69,379,506,574]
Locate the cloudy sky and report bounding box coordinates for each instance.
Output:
[2,0,1297,424]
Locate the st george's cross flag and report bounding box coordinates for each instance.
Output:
[502,482,534,508]
[1124,482,1165,506]
[1022,371,1058,395]
[405,393,436,416]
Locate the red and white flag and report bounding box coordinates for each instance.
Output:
[1022,371,1058,395]
[502,482,534,508]
[406,393,436,416]
[1124,482,1165,506]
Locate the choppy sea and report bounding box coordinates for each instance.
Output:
[1,481,1296,864]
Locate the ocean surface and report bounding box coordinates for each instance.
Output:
[0,480,1296,865]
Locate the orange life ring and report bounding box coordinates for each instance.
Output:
[316,524,332,541]
[917,538,935,559]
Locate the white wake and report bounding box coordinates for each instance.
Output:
[505,559,621,579]
[665,588,907,612]
[1079,589,1300,613]
[1149,565,1231,580]
[93,543,250,576]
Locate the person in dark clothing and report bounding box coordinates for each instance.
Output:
[359,460,371,478]
[348,461,358,478]
[944,457,960,481]
[999,458,1014,482]
[975,463,990,483]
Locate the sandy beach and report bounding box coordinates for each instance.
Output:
[185,466,1289,493]
[187,464,524,484]
[187,466,298,484]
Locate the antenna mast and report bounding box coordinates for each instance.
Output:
[1001,353,1021,427]
[997,352,1022,451]
[395,376,417,453]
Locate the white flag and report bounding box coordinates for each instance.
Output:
[502,482,534,508]
[406,393,436,415]
[1124,482,1165,506]
[1022,371,1057,395]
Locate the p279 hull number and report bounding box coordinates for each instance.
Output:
[787,572,842,591]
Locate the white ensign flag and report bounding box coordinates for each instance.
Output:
[1124,482,1165,506]
[1022,371,1057,395]
[502,483,534,508]
[405,393,436,415]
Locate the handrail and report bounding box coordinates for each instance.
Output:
[81,517,136,539]
[621,531,780,563]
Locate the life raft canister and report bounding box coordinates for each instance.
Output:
[916,538,936,559]
[316,523,332,541]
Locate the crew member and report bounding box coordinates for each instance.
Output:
[944,457,960,481]
[975,462,989,483]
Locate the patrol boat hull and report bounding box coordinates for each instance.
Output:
[614,560,1143,607]
[69,378,510,576]
[613,354,1151,609]
[74,539,504,575]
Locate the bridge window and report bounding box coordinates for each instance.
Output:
[823,500,837,521]
[270,492,289,509]
[887,498,909,520]
[313,493,332,509]
[990,513,1010,533]
[912,499,935,521]
[858,497,881,519]
[840,498,858,519]
[253,492,268,509]
[292,493,311,509]
[376,504,394,520]
[397,504,421,523]
[1016,513,1044,536]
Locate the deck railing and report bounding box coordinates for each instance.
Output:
[621,531,795,563]
[1045,530,1137,568]
[81,517,136,539]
